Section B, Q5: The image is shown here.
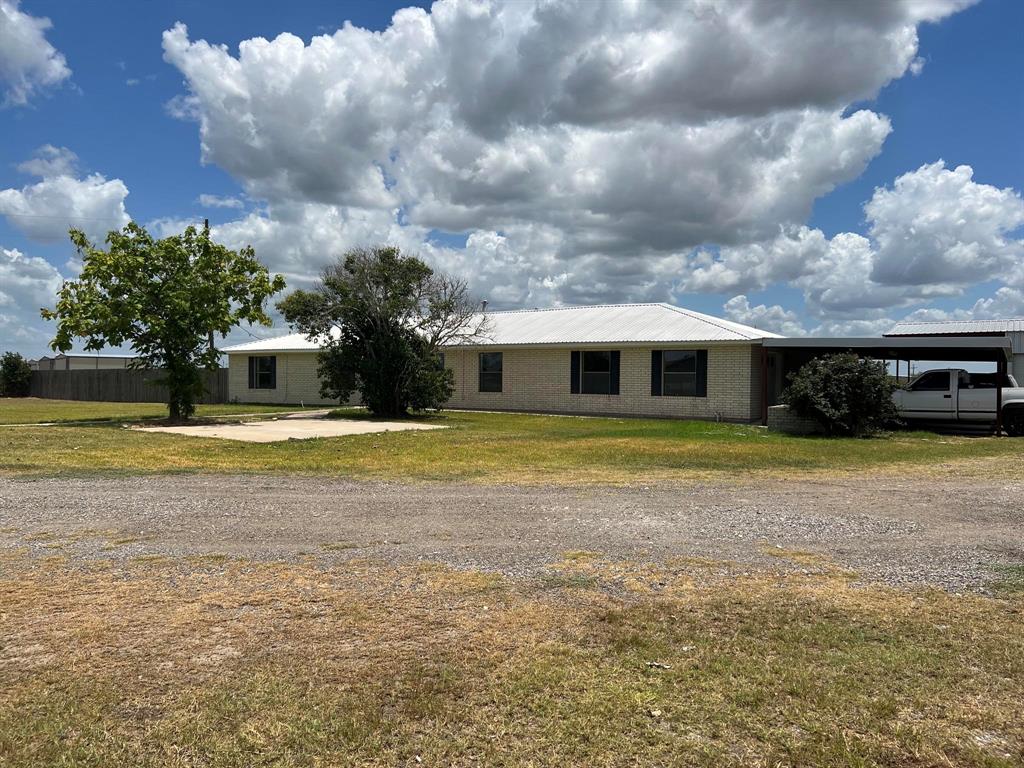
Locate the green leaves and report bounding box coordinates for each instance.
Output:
[782,353,898,437]
[0,352,33,397]
[278,246,483,417]
[42,222,285,421]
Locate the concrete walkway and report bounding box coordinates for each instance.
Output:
[135,413,445,443]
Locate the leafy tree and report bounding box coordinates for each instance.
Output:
[278,246,488,417]
[42,222,285,422]
[0,351,33,397]
[782,352,898,437]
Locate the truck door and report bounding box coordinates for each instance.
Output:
[900,370,956,419]
[957,371,998,421]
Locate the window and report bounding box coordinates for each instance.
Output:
[663,350,697,396]
[436,352,446,370]
[248,355,277,389]
[651,349,707,397]
[582,351,611,394]
[479,351,502,392]
[909,371,950,392]
[570,350,620,394]
[965,372,1012,389]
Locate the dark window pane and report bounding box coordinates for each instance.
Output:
[663,372,696,397]
[582,372,611,394]
[910,371,950,391]
[582,350,611,373]
[479,352,502,392]
[479,372,502,392]
[663,350,696,374]
[252,355,276,389]
[480,352,503,373]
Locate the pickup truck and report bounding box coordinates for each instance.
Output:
[893,368,1024,435]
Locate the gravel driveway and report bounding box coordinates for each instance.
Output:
[1,474,1021,591]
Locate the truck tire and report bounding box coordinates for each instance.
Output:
[1005,408,1024,437]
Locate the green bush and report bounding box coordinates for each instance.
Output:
[0,351,33,397]
[782,353,898,437]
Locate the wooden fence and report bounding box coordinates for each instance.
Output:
[29,369,229,404]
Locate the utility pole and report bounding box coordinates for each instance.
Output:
[204,218,216,355]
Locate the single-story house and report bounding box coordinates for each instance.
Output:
[885,319,1024,383]
[222,303,782,422]
[222,304,1019,425]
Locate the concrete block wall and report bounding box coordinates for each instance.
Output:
[443,344,760,422]
[766,404,820,435]
[228,352,341,406]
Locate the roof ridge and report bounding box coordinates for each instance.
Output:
[657,302,765,340]
[483,302,663,315]
[893,318,1024,325]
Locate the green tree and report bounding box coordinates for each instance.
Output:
[278,246,488,418]
[782,352,898,437]
[42,222,285,422]
[0,351,33,397]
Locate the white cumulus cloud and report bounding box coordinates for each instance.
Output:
[685,162,1024,325]
[723,295,806,336]
[159,0,973,313]
[0,245,64,354]
[197,193,245,210]
[0,146,131,243]
[0,0,71,106]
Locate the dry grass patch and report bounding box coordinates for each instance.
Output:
[2,410,1023,485]
[1,551,1022,766]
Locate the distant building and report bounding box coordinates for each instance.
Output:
[885,320,1024,383]
[34,353,138,371]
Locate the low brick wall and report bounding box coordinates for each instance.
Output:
[766,404,820,435]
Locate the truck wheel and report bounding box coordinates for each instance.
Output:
[1005,409,1024,437]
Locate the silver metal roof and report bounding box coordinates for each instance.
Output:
[222,303,780,354]
[886,319,1024,336]
[463,303,781,346]
[221,328,339,354]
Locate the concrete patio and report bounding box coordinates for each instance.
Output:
[135,412,445,443]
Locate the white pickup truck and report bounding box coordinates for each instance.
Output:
[893,368,1024,435]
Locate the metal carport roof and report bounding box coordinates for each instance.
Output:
[762,336,1012,362]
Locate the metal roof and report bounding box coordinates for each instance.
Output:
[222,303,780,354]
[221,328,340,354]
[763,336,1012,362]
[461,303,781,346]
[886,319,1024,336]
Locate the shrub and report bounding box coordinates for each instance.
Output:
[0,351,33,397]
[782,353,898,437]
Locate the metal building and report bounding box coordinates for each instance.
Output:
[884,320,1024,383]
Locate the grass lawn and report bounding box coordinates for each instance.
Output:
[1,549,1021,766]
[0,397,311,425]
[0,407,1022,482]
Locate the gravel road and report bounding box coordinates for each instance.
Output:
[1,474,1022,591]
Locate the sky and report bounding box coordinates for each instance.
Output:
[1,0,1022,357]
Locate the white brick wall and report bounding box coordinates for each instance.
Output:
[229,344,765,421]
[227,352,341,406]
[445,344,762,422]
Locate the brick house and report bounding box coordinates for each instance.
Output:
[221,303,781,422]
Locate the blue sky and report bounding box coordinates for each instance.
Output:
[1,0,1022,355]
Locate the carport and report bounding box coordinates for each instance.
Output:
[759,336,1014,432]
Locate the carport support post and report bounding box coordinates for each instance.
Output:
[995,356,1006,436]
[759,345,768,426]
